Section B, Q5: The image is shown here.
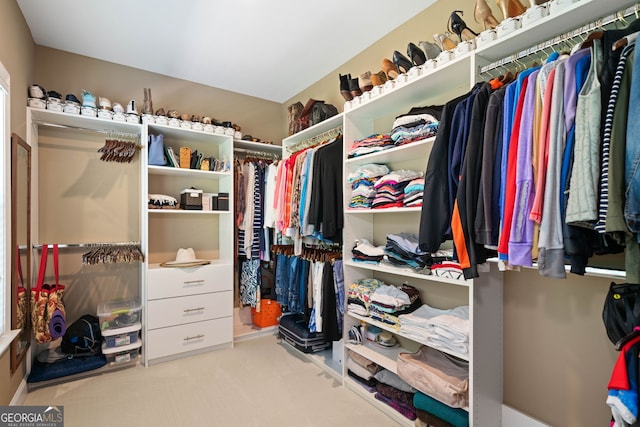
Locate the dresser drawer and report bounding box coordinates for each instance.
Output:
[146,317,233,360]
[147,262,233,299]
[147,291,232,329]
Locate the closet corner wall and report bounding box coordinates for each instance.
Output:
[275,114,346,377]
[231,138,283,341]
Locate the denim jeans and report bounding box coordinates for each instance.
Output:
[625,45,640,233]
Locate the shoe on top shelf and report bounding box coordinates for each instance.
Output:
[81,89,96,108]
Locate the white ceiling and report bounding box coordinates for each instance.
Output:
[17,0,435,103]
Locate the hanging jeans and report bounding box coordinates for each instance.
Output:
[626,42,640,235]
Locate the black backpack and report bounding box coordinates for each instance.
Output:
[61,314,103,356]
[603,282,640,350]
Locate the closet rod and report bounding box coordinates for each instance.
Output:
[32,241,141,249]
[286,125,343,155]
[32,121,140,139]
[234,148,281,159]
[479,3,640,75]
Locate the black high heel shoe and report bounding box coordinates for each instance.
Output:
[449,10,478,42]
[407,42,427,66]
[392,51,413,74]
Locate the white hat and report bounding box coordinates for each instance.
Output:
[160,248,210,268]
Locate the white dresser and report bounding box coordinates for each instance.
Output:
[145,261,233,362]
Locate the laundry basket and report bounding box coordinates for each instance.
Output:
[251,299,282,328]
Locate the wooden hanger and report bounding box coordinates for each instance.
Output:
[613,30,640,51]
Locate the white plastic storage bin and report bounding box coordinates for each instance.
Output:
[101,339,142,365]
[101,322,141,348]
[97,298,142,332]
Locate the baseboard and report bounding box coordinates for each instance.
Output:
[502,405,551,427]
[10,379,27,406]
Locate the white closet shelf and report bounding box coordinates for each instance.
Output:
[475,0,638,63]
[147,209,229,215]
[485,257,626,280]
[147,259,232,270]
[233,139,282,154]
[345,341,404,373]
[147,123,232,145]
[346,137,435,166]
[282,113,344,147]
[343,259,469,287]
[29,107,142,134]
[346,312,470,362]
[345,207,422,214]
[344,54,471,120]
[147,165,231,178]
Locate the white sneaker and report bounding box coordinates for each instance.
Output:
[99,97,112,110]
[126,99,138,115]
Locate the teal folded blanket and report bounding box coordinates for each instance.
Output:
[413,392,469,427]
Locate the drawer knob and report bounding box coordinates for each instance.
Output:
[183,280,205,286]
[184,334,204,341]
[183,307,205,313]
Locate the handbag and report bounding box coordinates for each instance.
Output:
[603,282,640,349]
[30,244,67,343]
[148,134,167,166]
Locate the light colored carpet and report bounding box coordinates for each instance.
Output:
[23,334,402,427]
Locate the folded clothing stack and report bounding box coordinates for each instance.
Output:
[414,392,469,427]
[347,350,382,392]
[384,232,430,271]
[347,134,394,158]
[397,346,469,409]
[390,113,439,147]
[369,284,422,329]
[398,304,470,355]
[372,170,423,209]
[347,278,384,316]
[403,178,425,208]
[351,239,385,264]
[348,164,390,209]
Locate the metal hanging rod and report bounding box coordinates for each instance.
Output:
[32,121,140,139]
[234,148,281,159]
[286,125,343,155]
[33,241,141,249]
[479,3,640,75]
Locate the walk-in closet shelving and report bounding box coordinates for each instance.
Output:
[340,19,493,427]
[339,1,639,425]
[142,122,234,365]
[26,107,144,388]
[282,113,344,153]
[474,0,637,65]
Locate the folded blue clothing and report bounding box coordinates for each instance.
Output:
[413,392,469,427]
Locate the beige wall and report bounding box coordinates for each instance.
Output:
[284,1,619,426]
[34,47,284,144]
[0,0,35,405]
